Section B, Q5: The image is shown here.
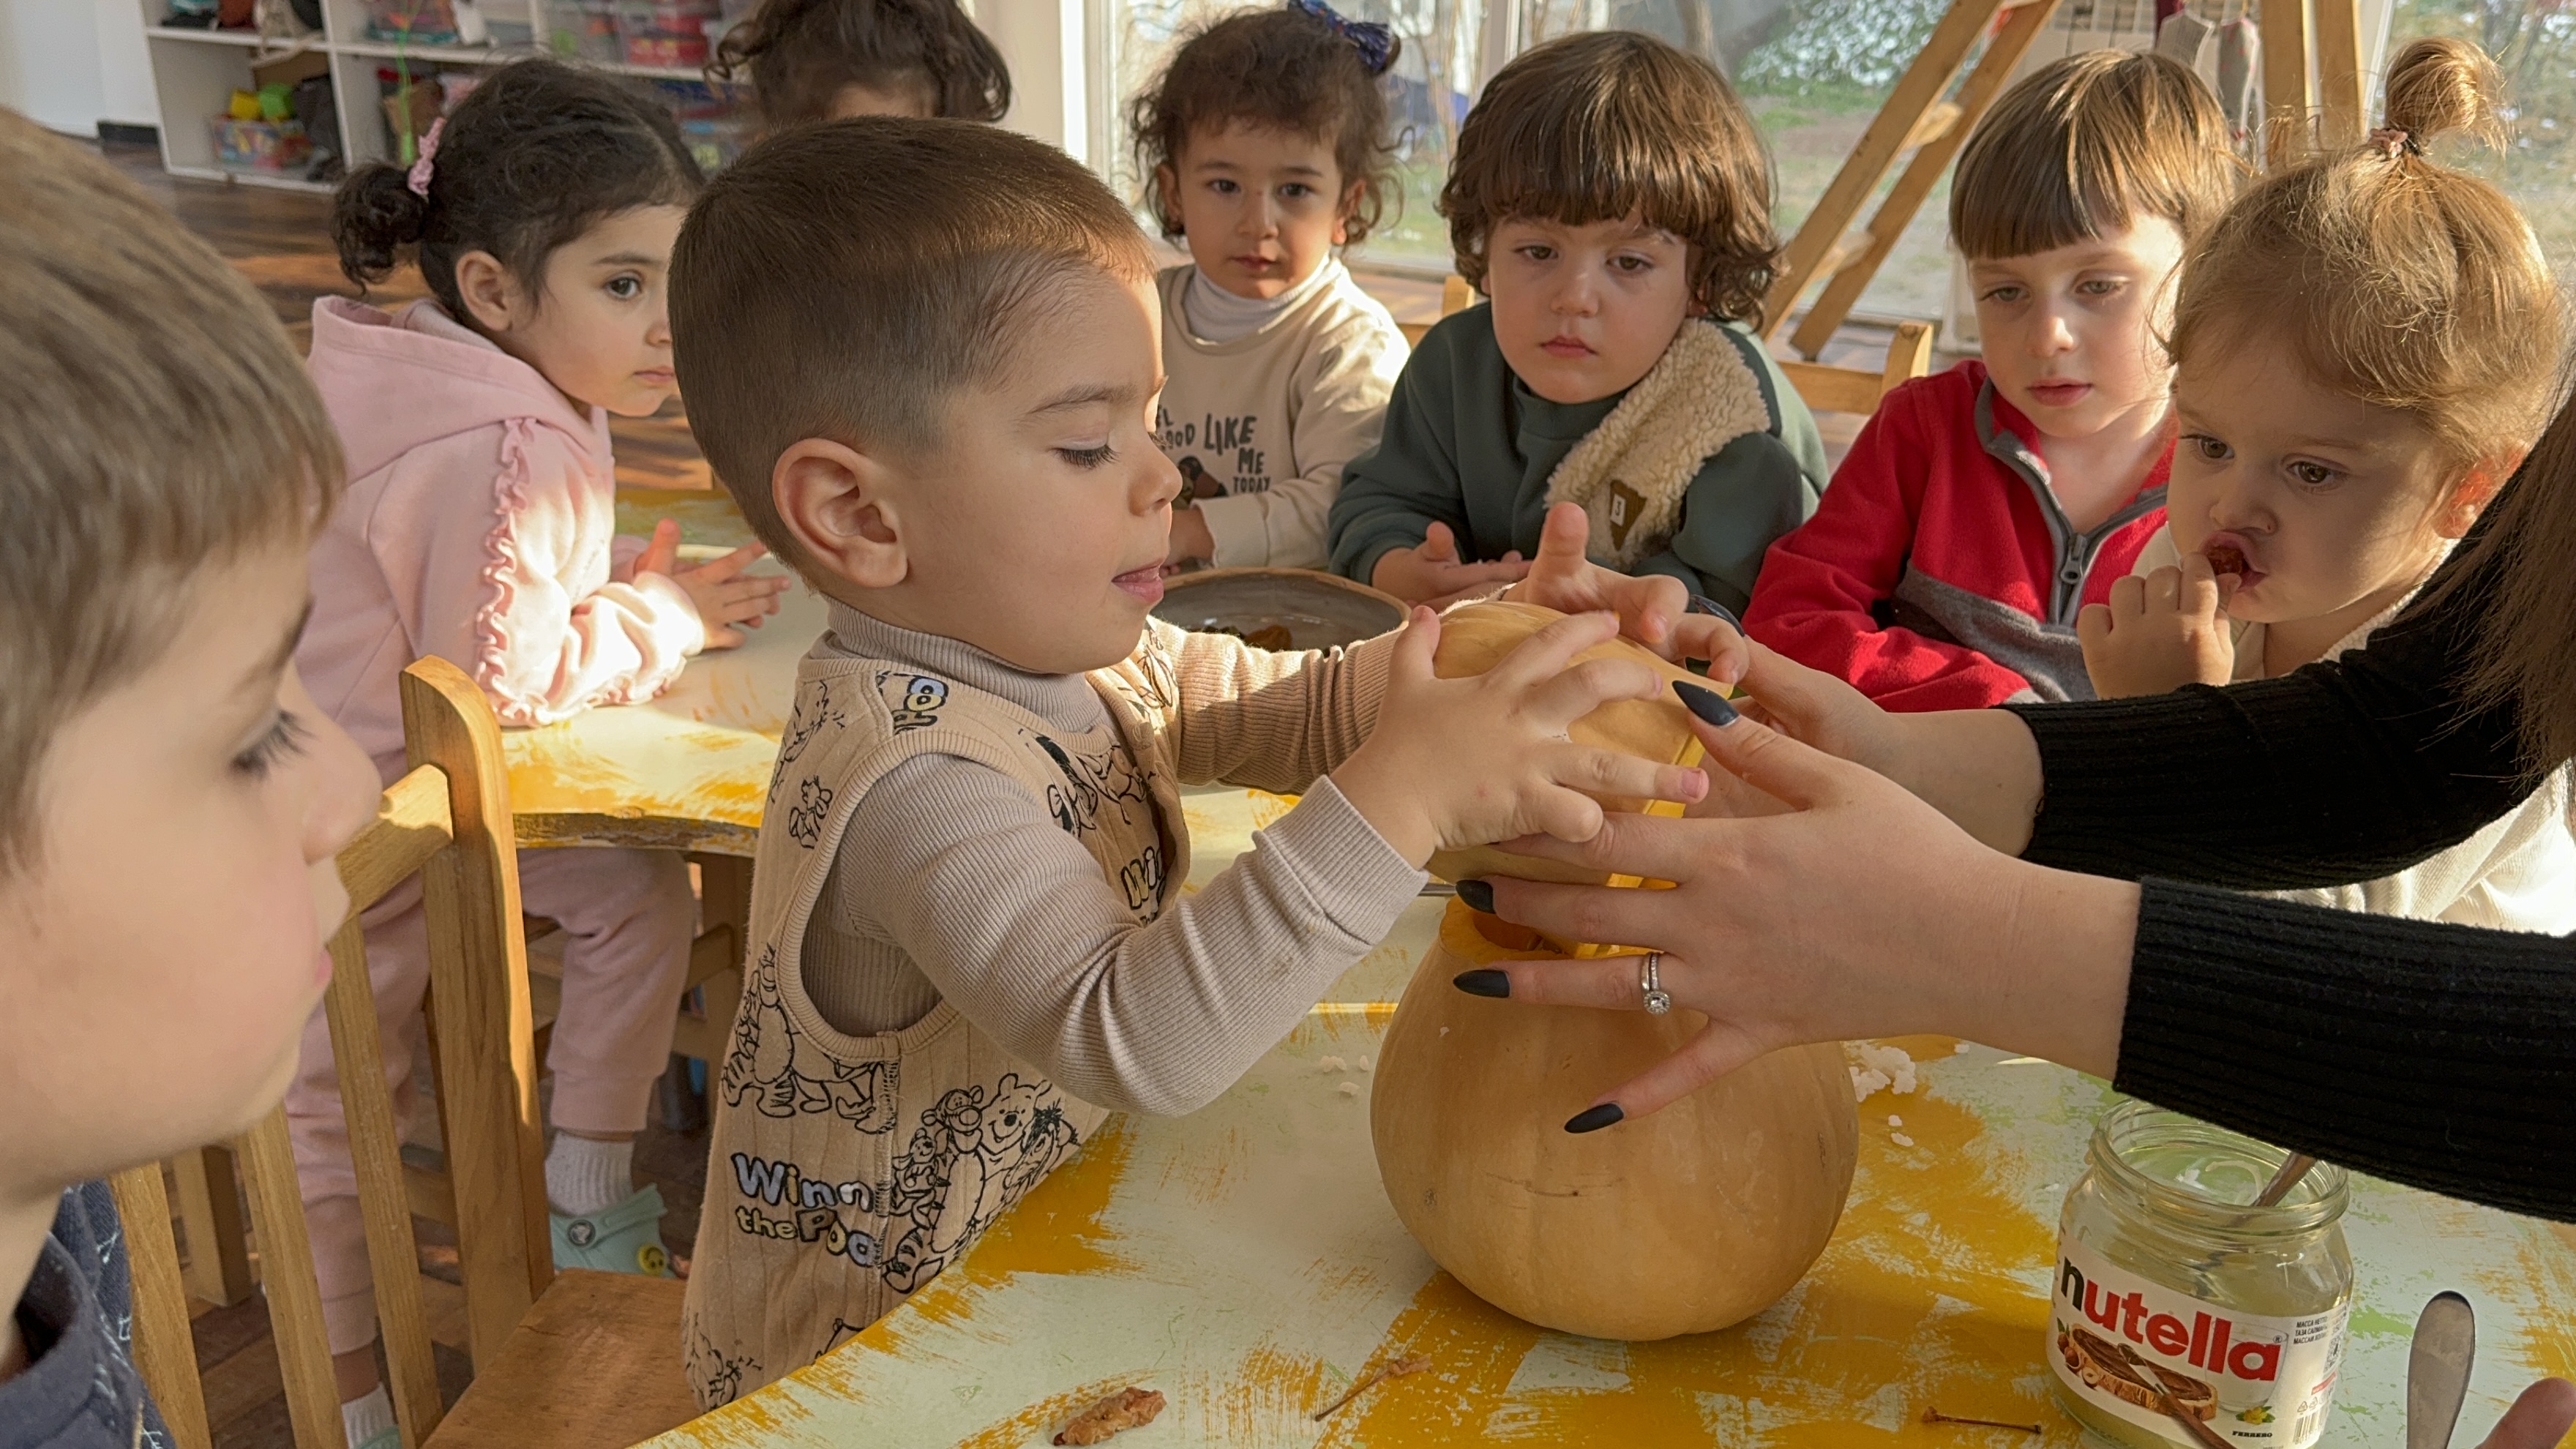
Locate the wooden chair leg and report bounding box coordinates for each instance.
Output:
[235,1105,348,1449]
[2261,0,2316,165]
[323,918,446,1445]
[107,1164,214,1449]
[171,1143,254,1308]
[2312,0,2366,149]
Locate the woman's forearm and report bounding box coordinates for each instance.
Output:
[1876,707,2046,856]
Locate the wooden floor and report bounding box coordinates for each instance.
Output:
[100,135,1904,1448]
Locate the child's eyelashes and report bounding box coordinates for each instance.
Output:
[2183,433,2231,463]
[232,709,311,779]
[2286,459,2343,492]
[605,273,645,302]
[1057,443,1117,469]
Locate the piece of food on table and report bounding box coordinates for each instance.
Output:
[1418,602,1709,906]
[1053,1386,1165,1445]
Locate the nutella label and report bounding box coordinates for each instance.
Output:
[2051,1240,2345,1446]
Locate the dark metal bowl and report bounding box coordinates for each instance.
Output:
[1153,568,1407,651]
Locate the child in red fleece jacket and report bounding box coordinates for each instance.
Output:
[1745,50,2239,711]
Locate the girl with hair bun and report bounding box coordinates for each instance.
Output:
[299,57,787,1449]
[2079,36,2572,931]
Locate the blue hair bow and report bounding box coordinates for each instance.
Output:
[1291,0,1397,75]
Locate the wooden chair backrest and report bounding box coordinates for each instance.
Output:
[110,656,551,1449]
[1776,320,1936,419]
[1396,273,1478,347]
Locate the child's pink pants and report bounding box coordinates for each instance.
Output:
[285,845,694,1354]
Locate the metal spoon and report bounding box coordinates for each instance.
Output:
[2409,1292,2476,1449]
[2253,1152,2318,1208]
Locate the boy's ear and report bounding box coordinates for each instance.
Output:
[2437,450,2524,539]
[1153,163,1183,236]
[774,438,908,590]
[452,249,523,335]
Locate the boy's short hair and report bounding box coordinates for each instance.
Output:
[670,119,1156,573]
[0,113,342,875]
[1440,31,1777,329]
[1950,49,2239,260]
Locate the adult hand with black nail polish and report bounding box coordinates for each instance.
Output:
[1460,681,2138,1126]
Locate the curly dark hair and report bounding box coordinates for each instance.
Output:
[332,59,700,320]
[1128,4,1401,246]
[709,0,1008,129]
[1440,31,1777,328]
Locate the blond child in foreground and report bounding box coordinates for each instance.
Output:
[663,118,1729,1405]
[0,113,378,1446]
[2081,38,2574,932]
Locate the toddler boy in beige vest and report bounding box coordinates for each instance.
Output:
[665,118,1735,1407]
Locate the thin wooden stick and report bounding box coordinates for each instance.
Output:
[1311,1355,1430,1422]
[1922,1406,2045,1434]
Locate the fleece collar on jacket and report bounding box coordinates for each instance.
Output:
[306,296,610,482]
[1540,319,1772,569]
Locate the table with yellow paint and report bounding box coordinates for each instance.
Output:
[651,936,2574,1443]
[580,493,2571,1447]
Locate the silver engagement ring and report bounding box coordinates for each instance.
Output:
[1640,951,1671,1015]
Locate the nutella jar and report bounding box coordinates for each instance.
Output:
[2050,1101,2353,1447]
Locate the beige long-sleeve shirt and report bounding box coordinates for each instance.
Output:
[1153,259,1409,569]
[798,604,1423,1115]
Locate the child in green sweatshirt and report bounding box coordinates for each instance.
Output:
[1328,30,1827,615]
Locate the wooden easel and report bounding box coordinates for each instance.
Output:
[2262,0,2369,162]
[1764,0,2065,359]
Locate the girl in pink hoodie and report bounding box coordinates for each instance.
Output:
[294,59,786,1449]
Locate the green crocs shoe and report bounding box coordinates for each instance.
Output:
[550,1183,673,1276]
[354,1429,402,1449]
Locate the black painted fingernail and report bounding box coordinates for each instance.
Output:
[1564,1103,1625,1134]
[1454,878,1495,913]
[1452,969,1510,998]
[1673,680,1739,727]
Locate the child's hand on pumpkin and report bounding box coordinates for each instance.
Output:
[1370,522,1530,607]
[1504,501,1751,685]
[1330,607,1709,866]
[2076,553,2238,698]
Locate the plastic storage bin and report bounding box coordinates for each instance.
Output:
[544,0,620,60]
[209,115,312,173]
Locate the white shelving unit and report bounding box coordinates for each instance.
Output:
[138,0,724,194]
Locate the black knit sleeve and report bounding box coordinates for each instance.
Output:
[2004,522,2534,888]
[2116,879,2576,1220]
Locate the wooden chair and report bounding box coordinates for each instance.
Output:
[2261,0,2369,163]
[1777,320,1938,419]
[111,656,697,1449]
[1396,273,1478,347]
[1763,0,2064,359]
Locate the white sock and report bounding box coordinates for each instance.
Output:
[341,1383,395,1447]
[544,1132,635,1218]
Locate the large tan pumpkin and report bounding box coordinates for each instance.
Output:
[1379,602,1854,1340]
[1372,904,1858,1339]
[1423,601,1707,894]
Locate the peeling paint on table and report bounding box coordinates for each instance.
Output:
[645,1019,2575,1445]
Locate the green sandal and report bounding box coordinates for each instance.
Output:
[550,1183,673,1276]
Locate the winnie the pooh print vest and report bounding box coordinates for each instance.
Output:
[681,629,1188,1408]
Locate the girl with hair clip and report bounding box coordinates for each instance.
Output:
[1131,1,1412,571]
[299,59,787,1449]
[708,0,1008,127]
[2079,37,2575,932]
